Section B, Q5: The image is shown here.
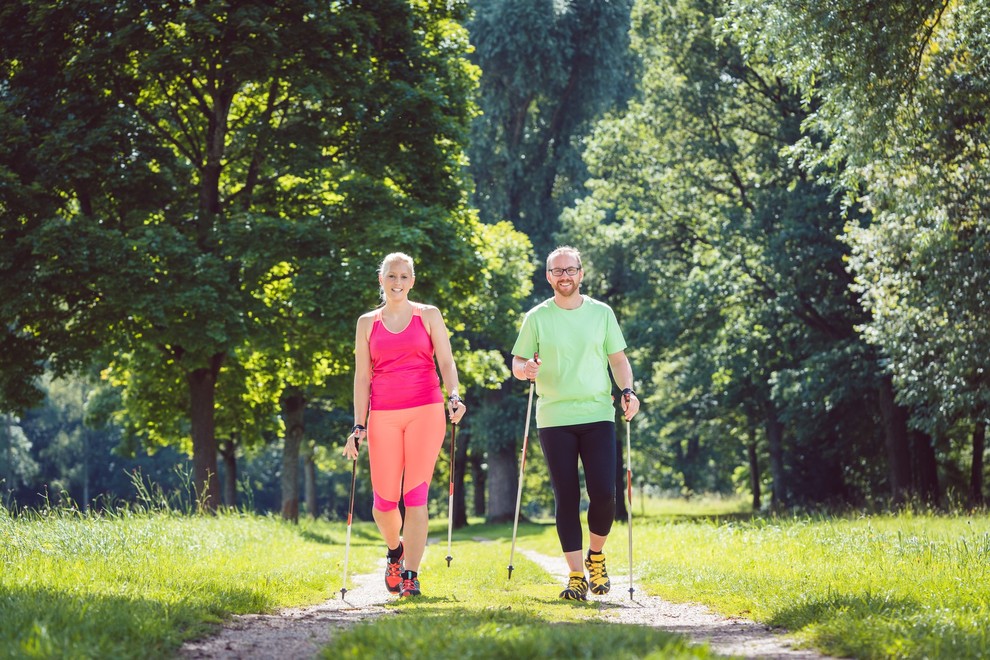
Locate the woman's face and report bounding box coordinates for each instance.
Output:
[379,259,415,301]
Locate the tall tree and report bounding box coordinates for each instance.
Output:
[562,0,890,507]
[1,0,482,510]
[729,0,989,501]
[465,0,636,521]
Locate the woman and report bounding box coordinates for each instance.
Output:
[342,252,466,597]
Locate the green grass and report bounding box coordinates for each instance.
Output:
[516,502,990,659]
[5,499,990,659]
[0,507,382,658]
[321,534,713,659]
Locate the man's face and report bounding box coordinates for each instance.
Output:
[546,253,583,298]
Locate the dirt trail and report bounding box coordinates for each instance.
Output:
[179,544,836,660]
[515,547,831,660]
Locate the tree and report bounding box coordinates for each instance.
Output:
[729,0,990,503]
[562,0,891,507]
[465,0,636,521]
[1,0,482,510]
[1,414,38,499]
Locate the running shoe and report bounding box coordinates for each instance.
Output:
[385,547,404,593]
[399,570,421,597]
[585,550,611,595]
[559,571,588,600]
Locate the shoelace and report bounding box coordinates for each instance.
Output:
[588,558,607,580]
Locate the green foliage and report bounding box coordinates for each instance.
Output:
[0,0,497,509]
[561,0,885,505]
[0,414,39,495]
[466,0,636,258]
[726,0,990,473]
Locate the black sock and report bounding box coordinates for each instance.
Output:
[401,569,418,579]
[387,543,403,561]
[588,548,602,559]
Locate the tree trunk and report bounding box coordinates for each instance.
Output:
[303,442,317,519]
[487,442,520,523]
[220,437,238,508]
[470,449,486,517]
[969,420,985,507]
[3,414,13,490]
[748,429,761,511]
[82,430,90,513]
[188,353,224,512]
[764,403,786,510]
[911,430,940,504]
[684,434,701,494]
[877,375,912,503]
[452,424,469,529]
[280,389,305,523]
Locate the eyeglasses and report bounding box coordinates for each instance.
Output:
[548,266,581,277]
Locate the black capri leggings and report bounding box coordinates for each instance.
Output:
[538,421,616,553]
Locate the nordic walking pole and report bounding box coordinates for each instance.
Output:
[625,414,635,600]
[508,354,538,580]
[340,431,361,599]
[445,416,458,567]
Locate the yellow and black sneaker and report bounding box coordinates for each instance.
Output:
[585,551,611,595]
[559,571,589,600]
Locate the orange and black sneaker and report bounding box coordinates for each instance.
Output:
[585,550,611,595]
[398,570,421,597]
[559,571,588,601]
[385,546,404,594]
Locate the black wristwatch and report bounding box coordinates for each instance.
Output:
[448,393,464,407]
[351,423,366,434]
[621,388,637,399]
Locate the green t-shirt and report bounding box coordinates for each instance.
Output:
[511,295,627,428]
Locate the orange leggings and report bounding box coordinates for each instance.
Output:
[367,403,446,510]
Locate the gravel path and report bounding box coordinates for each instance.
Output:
[179,543,837,660]
[515,547,832,660]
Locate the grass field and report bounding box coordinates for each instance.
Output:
[3,498,989,658]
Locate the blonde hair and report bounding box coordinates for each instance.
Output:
[378,252,415,304]
[379,252,415,277]
[546,245,582,269]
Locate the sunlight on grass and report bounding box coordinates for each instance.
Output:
[0,508,380,658]
[322,534,718,659]
[5,500,990,659]
[494,501,990,659]
[511,506,990,660]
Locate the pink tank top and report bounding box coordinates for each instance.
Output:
[368,305,443,410]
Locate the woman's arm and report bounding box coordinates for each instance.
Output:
[424,305,466,424]
[343,314,372,459]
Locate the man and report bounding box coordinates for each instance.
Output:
[511,246,640,600]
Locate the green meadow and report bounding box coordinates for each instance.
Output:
[3,499,989,659]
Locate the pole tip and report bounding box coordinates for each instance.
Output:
[340,587,348,599]
[446,555,452,567]
[507,565,514,580]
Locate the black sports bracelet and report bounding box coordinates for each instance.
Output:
[621,388,637,399]
[351,423,366,435]
[448,394,464,406]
